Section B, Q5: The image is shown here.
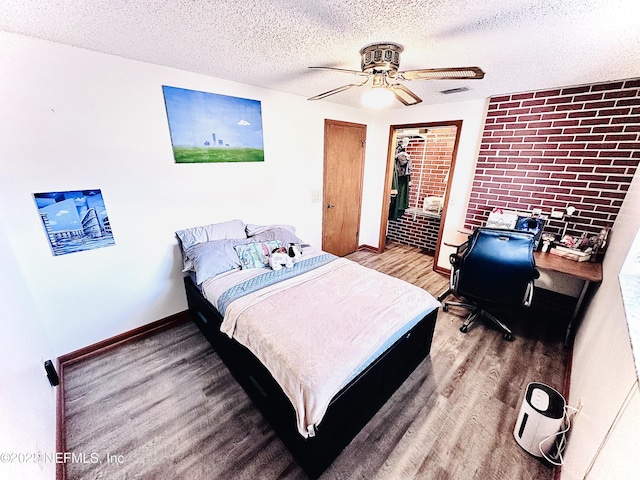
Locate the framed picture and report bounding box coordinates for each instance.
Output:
[33,189,115,256]
[162,85,264,163]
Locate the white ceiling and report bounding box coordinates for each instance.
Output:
[2,0,640,109]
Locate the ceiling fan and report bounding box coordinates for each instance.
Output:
[308,42,485,106]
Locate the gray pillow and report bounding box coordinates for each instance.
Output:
[245,223,296,236]
[185,238,251,284]
[176,219,247,271]
[249,227,302,245]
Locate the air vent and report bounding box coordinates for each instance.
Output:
[440,87,469,95]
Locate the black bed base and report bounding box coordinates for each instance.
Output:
[184,276,437,479]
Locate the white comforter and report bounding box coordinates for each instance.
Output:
[202,253,440,438]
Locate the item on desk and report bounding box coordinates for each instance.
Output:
[515,215,547,249]
[561,230,609,262]
[579,229,609,256]
[540,233,556,253]
[486,208,518,229]
[591,228,610,262]
[560,206,576,239]
[550,245,592,262]
[559,235,578,248]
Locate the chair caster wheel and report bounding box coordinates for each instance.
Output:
[460,325,468,334]
[503,332,514,341]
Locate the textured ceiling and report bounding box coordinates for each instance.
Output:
[1,0,639,109]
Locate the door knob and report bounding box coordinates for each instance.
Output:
[326,204,335,209]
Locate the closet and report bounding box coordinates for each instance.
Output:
[386,123,459,255]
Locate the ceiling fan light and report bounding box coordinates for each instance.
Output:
[362,88,394,109]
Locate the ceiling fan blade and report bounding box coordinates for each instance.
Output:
[307,80,368,101]
[389,84,422,106]
[396,66,485,81]
[308,66,370,77]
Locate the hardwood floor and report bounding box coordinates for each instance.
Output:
[62,242,568,480]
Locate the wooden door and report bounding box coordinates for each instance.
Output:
[322,119,367,256]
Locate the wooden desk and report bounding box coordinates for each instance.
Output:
[444,231,472,248]
[442,231,603,343]
[534,251,602,344]
[533,251,602,283]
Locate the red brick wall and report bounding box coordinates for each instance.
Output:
[465,78,640,238]
[387,213,441,253]
[406,127,456,209]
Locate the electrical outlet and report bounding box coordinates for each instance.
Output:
[570,398,584,420]
[311,189,321,203]
[550,210,564,219]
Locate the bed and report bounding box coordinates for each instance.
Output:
[178,220,440,478]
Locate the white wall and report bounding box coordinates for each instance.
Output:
[585,385,640,480]
[0,32,377,356]
[561,167,640,479]
[0,219,57,480]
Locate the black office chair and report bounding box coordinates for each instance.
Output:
[443,228,539,341]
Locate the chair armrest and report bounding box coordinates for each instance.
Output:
[523,280,535,307]
[455,240,469,255]
[448,239,470,292]
[449,239,469,266]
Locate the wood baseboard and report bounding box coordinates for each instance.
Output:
[58,310,190,366]
[56,310,190,480]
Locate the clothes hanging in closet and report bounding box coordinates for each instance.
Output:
[389,142,411,221]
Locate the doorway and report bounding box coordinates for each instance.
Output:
[322,119,367,257]
[379,121,462,272]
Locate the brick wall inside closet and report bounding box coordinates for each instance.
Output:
[387,127,456,253]
[465,78,640,238]
[387,213,442,253]
[406,127,457,209]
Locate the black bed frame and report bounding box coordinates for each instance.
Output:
[184,276,438,478]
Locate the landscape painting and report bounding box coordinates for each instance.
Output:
[162,85,264,163]
[34,189,115,256]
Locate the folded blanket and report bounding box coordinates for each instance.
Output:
[218,257,440,438]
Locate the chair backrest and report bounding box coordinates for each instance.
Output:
[456,228,537,306]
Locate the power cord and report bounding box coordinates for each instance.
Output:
[539,404,579,466]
